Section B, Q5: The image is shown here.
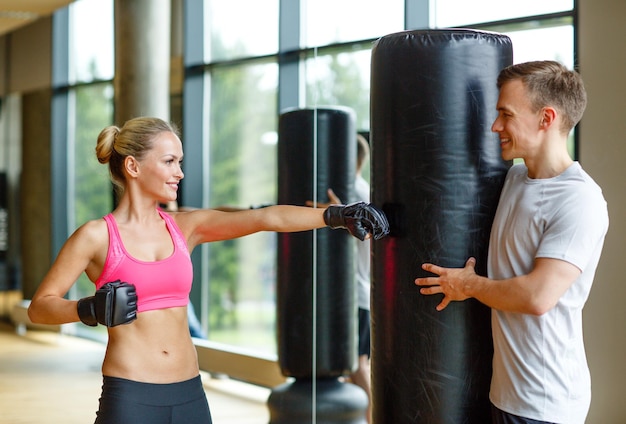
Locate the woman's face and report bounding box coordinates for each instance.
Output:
[136,131,184,203]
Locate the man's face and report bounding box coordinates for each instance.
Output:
[491,79,543,162]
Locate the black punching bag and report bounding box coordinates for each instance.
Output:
[268,107,368,424]
[370,29,513,423]
[276,107,357,378]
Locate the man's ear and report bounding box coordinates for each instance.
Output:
[124,156,140,178]
[540,107,557,129]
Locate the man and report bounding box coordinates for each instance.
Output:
[415,61,608,424]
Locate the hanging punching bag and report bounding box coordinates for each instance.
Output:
[370,29,513,423]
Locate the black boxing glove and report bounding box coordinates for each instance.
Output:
[323,201,390,241]
[77,280,138,327]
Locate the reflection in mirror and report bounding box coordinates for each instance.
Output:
[206,62,279,354]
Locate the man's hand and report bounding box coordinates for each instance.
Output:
[414,257,477,311]
[305,188,342,209]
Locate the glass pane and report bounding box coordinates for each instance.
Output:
[69,0,114,83]
[305,47,372,131]
[205,0,279,62]
[207,61,278,354]
[72,83,114,305]
[433,0,573,27]
[305,0,404,47]
[506,24,574,67]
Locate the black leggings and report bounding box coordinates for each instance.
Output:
[94,375,212,424]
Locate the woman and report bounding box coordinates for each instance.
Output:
[28,117,388,424]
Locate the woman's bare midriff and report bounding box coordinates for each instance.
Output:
[101,306,200,383]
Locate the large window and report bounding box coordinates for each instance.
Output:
[68,0,114,83]
[70,83,114,302]
[183,0,575,362]
[52,0,115,340]
[205,0,279,62]
[68,1,115,301]
[48,0,577,361]
[205,61,278,352]
[188,0,578,358]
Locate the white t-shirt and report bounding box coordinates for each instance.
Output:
[488,162,608,423]
[355,175,371,310]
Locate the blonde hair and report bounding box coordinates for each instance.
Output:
[95,117,179,193]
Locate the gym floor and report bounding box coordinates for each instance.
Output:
[0,320,270,424]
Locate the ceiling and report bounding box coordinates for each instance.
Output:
[0,0,75,37]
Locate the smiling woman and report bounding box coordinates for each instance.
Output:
[26,116,389,424]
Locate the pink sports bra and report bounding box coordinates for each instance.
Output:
[95,210,193,313]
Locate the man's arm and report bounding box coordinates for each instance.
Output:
[415,257,580,315]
